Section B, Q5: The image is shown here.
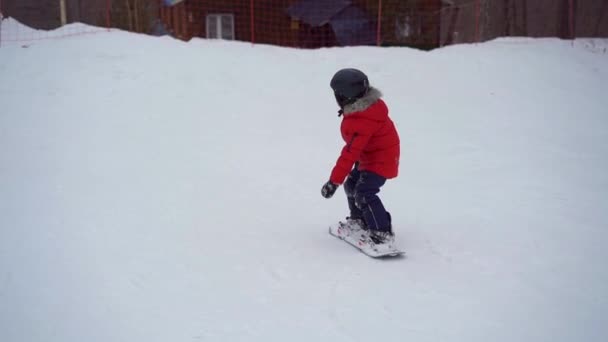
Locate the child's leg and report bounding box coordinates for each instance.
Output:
[354,171,391,232]
[344,167,363,220]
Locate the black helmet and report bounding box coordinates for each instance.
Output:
[330,68,369,108]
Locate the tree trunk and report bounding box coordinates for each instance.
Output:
[126,0,133,32]
[134,0,140,33]
[520,0,528,36]
[595,0,608,36]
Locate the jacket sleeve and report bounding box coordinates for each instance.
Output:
[329,124,373,185]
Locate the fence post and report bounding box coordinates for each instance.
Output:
[250,0,255,44]
[60,0,67,26]
[376,0,382,46]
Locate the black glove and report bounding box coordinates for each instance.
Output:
[321,181,338,199]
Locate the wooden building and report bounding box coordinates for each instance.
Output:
[1,0,606,49]
[160,0,451,49]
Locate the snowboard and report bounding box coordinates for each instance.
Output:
[329,223,404,258]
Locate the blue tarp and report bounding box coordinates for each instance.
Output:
[286,0,351,27]
[286,0,375,46]
[330,6,375,46]
[163,0,185,6]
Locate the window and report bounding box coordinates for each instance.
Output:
[206,14,234,40]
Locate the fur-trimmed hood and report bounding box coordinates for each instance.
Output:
[342,87,383,115]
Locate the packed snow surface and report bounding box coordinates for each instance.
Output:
[1,20,608,342]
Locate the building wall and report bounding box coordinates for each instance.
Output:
[162,0,444,48]
[161,1,188,38]
[7,1,603,47]
[179,0,299,46]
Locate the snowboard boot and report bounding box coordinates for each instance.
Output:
[335,217,369,240]
[340,217,368,231]
[369,212,394,244]
[369,229,395,245]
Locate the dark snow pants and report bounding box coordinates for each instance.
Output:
[343,166,392,232]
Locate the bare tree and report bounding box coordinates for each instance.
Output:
[596,1,608,36]
[125,0,133,31]
[134,0,141,33]
[479,0,491,41]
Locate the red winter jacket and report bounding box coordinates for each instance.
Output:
[330,87,400,185]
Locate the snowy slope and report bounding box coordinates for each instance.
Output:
[0,18,104,43]
[1,22,607,342]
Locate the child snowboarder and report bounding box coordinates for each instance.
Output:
[321,68,400,246]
